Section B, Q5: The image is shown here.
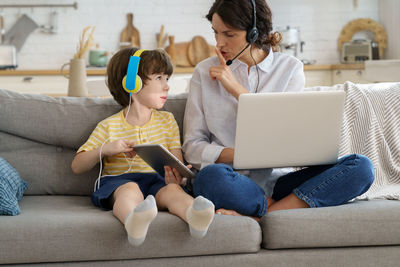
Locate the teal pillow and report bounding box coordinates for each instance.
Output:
[0,157,28,215]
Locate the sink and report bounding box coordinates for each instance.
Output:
[364,59,400,82]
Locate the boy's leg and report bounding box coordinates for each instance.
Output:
[124,195,157,246]
[112,182,144,223]
[155,184,215,238]
[112,182,157,246]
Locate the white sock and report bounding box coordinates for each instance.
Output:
[124,195,158,246]
[186,196,215,238]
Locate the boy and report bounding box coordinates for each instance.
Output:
[71,48,214,246]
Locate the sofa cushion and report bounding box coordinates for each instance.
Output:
[0,132,98,195]
[0,157,28,215]
[0,89,187,150]
[261,199,400,249]
[0,196,261,265]
[0,89,187,195]
[0,89,121,150]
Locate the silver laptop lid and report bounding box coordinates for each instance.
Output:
[233,90,346,169]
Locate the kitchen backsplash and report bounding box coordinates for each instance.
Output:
[0,0,382,69]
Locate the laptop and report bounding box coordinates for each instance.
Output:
[233,90,346,169]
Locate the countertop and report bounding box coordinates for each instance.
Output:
[0,64,364,76]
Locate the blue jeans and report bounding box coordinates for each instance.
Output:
[193,154,374,217]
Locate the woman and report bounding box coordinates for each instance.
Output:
[182,0,374,219]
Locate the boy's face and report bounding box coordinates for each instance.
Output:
[135,73,170,109]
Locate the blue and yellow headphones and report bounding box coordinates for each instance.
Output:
[122,49,146,94]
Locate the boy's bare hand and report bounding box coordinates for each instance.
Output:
[102,139,136,158]
[164,165,192,185]
[164,166,182,185]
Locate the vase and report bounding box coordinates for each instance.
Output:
[61,58,88,97]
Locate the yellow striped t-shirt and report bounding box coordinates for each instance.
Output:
[77,109,181,176]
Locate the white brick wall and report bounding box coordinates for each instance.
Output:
[0,0,384,69]
[379,0,400,59]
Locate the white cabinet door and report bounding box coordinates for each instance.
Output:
[0,73,193,97]
[304,70,332,87]
[0,76,68,96]
[332,69,370,85]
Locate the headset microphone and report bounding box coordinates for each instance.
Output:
[226,43,251,66]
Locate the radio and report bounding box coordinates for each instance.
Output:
[341,39,379,64]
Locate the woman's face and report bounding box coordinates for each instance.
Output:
[211,13,248,61]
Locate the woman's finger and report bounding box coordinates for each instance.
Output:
[215,47,226,65]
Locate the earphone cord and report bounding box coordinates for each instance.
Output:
[250,44,260,93]
[94,93,134,192]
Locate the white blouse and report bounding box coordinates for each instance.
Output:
[182,48,305,195]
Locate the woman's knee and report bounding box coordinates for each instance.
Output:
[344,154,375,189]
[194,164,232,187]
[355,154,375,187]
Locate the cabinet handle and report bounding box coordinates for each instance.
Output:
[22,76,33,82]
[336,70,341,76]
[357,70,363,76]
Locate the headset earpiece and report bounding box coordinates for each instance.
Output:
[122,75,142,94]
[246,27,259,44]
[122,49,146,94]
[246,0,259,44]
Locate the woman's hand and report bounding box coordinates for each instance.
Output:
[209,48,248,99]
[164,165,192,185]
[102,139,136,158]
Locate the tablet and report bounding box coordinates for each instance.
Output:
[133,144,195,179]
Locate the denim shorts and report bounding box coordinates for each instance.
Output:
[91,172,166,210]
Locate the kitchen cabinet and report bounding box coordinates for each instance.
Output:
[0,75,68,96]
[0,73,191,97]
[304,64,370,87]
[2,63,393,95]
[331,69,371,85]
[304,70,332,87]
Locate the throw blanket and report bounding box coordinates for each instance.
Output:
[339,82,400,200]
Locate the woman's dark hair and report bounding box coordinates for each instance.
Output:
[106,48,173,107]
[206,0,281,51]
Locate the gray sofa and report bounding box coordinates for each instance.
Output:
[0,84,399,266]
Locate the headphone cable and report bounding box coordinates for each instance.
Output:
[95,93,134,192]
[250,45,260,93]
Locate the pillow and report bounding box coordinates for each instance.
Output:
[0,157,28,215]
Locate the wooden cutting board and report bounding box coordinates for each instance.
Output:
[120,13,140,49]
[187,36,210,66]
[165,36,191,67]
[166,35,216,67]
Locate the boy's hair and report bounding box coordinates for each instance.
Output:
[106,48,174,107]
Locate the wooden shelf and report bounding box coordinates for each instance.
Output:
[0,69,104,76]
[0,64,363,76]
[0,66,195,76]
[304,64,364,70]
